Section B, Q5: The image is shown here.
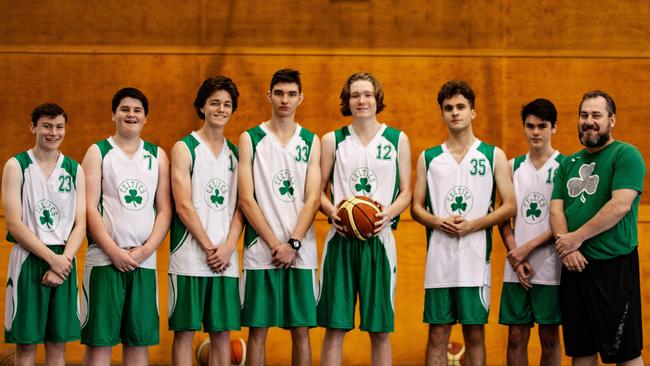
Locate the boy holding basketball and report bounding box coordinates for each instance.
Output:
[168,76,244,365]
[238,68,321,366]
[81,87,172,365]
[411,80,516,365]
[3,103,86,365]
[498,99,563,366]
[318,72,412,366]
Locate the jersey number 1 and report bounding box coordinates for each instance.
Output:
[546,167,555,183]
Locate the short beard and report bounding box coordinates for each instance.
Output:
[579,129,611,148]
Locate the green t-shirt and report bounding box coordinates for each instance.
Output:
[551,141,645,260]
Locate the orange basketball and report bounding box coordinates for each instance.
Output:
[231,338,246,365]
[336,196,382,240]
[447,341,465,365]
[195,338,246,366]
[195,338,210,366]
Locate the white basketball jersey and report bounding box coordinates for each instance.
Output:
[242,123,318,270]
[169,132,239,277]
[423,140,495,288]
[503,151,564,285]
[85,137,159,269]
[330,124,402,229]
[6,150,78,247]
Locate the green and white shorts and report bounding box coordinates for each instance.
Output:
[317,230,397,333]
[168,274,240,332]
[80,265,159,346]
[423,286,490,325]
[4,245,80,344]
[241,268,317,328]
[499,282,561,325]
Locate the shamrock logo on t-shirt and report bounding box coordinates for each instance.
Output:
[567,162,599,203]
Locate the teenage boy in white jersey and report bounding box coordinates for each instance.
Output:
[2,103,86,366]
[238,69,321,366]
[81,88,172,366]
[498,99,563,366]
[318,72,412,366]
[169,76,244,366]
[411,80,516,366]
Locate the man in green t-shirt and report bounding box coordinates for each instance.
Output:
[550,90,645,365]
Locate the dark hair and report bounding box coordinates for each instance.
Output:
[193,76,240,119]
[579,90,616,116]
[31,103,67,126]
[270,69,302,93]
[339,72,385,116]
[111,87,149,116]
[437,80,476,109]
[521,98,557,127]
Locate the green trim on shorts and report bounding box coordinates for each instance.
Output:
[81,265,159,346]
[317,233,395,332]
[423,287,490,325]
[499,282,561,325]
[168,274,240,332]
[241,268,317,328]
[4,246,80,344]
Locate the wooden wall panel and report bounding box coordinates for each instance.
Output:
[3,1,650,51]
[2,53,649,200]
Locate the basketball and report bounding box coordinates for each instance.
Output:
[337,196,382,240]
[195,338,210,366]
[447,341,465,366]
[231,338,246,365]
[195,337,246,366]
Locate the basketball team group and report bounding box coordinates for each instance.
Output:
[2,68,645,366]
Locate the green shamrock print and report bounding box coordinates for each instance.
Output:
[526,202,541,219]
[211,190,224,205]
[124,189,143,207]
[355,177,372,193]
[39,209,54,229]
[279,180,294,196]
[451,196,467,213]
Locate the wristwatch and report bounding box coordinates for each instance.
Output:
[288,238,302,251]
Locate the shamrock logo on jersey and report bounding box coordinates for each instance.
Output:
[118,179,149,211]
[522,192,548,224]
[124,189,142,207]
[280,180,295,197]
[204,178,229,211]
[273,170,297,202]
[445,186,473,217]
[349,167,378,196]
[211,191,224,205]
[355,177,372,194]
[451,196,467,214]
[40,209,54,229]
[526,202,541,219]
[34,199,60,232]
[567,162,599,204]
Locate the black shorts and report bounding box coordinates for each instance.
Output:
[560,248,643,364]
